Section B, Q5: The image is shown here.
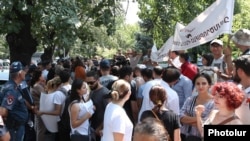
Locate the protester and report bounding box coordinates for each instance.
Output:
[99,59,118,88]
[233,55,250,124]
[30,69,46,141]
[117,66,138,125]
[137,68,153,109]
[199,53,217,84]
[231,28,250,55]
[86,71,110,141]
[201,53,214,67]
[168,66,193,109]
[138,66,180,121]
[168,51,182,69]
[133,117,170,141]
[101,79,133,141]
[179,52,198,81]
[68,79,95,141]
[195,82,244,137]
[41,60,52,81]
[74,56,86,81]
[37,76,62,140]
[180,73,214,141]
[133,66,145,94]
[209,39,231,82]
[57,69,72,141]
[224,28,250,74]
[141,85,181,141]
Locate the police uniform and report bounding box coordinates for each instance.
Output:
[0,80,28,141]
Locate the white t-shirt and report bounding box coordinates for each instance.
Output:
[40,92,58,132]
[42,69,48,80]
[102,103,133,141]
[53,91,67,118]
[171,56,182,69]
[62,84,71,92]
[211,55,227,82]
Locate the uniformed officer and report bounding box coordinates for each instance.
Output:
[0,61,29,141]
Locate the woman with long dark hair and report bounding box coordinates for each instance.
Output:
[68,79,95,141]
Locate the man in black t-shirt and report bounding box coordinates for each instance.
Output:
[86,71,110,141]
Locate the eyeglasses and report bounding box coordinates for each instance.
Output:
[87,80,97,85]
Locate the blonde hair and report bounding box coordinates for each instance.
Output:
[111,79,131,101]
[45,76,61,92]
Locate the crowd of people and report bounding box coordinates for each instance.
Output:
[0,28,250,141]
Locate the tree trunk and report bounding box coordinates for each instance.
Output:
[6,3,37,66]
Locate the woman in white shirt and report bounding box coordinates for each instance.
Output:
[102,79,133,141]
[68,78,95,141]
[37,76,62,140]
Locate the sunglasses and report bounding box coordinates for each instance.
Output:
[87,80,97,85]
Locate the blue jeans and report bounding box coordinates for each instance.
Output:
[9,125,25,141]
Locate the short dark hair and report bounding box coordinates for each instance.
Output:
[59,69,71,83]
[162,66,180,83]
[172,51,179,55]
[119,66,133,79]
[233,55,250,77]
[179,52,189,61]
[141,68,153,79]
[86,70,100,80]
[153,66,163,76]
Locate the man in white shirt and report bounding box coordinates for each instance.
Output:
[168,51,182,69]
[138,66,179,122]
[233,55,250,124]
[210,39,231,82]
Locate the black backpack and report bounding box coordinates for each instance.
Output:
[59,96,71,132]
[57,87,71,141]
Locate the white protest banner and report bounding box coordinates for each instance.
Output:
[172,0,235,51]
[150,36,173,62]
[150,43,158,62]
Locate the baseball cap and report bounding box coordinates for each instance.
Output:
[100,59,110,68]
[210,39,223,46]
[231,29,250,46]
[10,61,27,73]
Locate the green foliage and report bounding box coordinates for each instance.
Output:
[137,0,250,61]
[0,0,118,61]
[137,0,214,48]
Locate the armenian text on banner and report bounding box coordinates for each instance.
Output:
[172,0,235,51]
